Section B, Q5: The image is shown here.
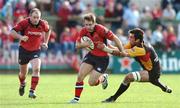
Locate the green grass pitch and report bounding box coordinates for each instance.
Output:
[0,73,179,108]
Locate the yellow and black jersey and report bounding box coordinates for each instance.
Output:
[124,42,159,71]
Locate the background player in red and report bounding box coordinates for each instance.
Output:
[70,13,124,103]
[96,28,172,103]
[10,8,51,98]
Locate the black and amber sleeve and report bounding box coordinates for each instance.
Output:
[124,42,131,49]
[125,46,146,57]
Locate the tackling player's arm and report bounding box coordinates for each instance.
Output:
[97,43,145,57]
[113,47,146,57]
[102,46,128,57]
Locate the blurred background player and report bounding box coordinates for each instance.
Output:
[69,13,124,103]
[97,28,172,102]
[10,8,51,98]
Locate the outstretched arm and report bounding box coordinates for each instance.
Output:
[105,47,129,57]
[97,42,129,57]
[111,35,124,52]
[97,42,146,57]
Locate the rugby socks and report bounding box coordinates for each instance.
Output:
[151,80,167,91]
[74,81,84,101]
[30,76,39,91]
[18,74,26,86]
[113,83,130,100]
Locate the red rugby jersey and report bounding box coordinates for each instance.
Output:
[13,18,49,51]
[77,24,115,56]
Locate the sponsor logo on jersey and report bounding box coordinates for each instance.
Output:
[34,55,38,58]
[28,31,42,36]
[97,67,102,71]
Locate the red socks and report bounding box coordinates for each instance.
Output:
[74,81,84,101]
[30,76,39,91]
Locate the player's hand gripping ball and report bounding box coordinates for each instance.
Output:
[81,36,94,51]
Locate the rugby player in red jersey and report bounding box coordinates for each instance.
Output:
[69,13,124,103]
[96,28,172,103]
[10,8,51,98]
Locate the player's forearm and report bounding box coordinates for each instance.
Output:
[10,30,22,40]
[75,42,82,49]
[113,36,124,52]
[44,30,51,44]
[75,41,89,49]
[102,46,113,53]
[112,50,129,57]
[102,46,129,57]
[108,44,118,50]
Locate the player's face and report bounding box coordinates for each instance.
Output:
[128,33,136,46]
[84,20,95,32]
[30,11,41,25]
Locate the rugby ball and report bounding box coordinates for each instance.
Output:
[81,36,94,51]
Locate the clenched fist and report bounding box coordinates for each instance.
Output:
[112,50,121,56]
[20,36,29,42]
[96,41,105,49]
[41,43,48,51]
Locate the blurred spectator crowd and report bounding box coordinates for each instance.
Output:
[0,0,180,57]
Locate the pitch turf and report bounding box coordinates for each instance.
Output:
[0,74,179,108]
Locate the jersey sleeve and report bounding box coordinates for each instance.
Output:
[76,28,85,42]
[125,46,146,57]
[12,19,27,32]
[124,42,131,49]
[102,26,115,40]
[105,30,115,40]
[41,20,50,32]
[96,25,115,40]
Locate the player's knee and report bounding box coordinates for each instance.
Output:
[32,68,40,75]
[88,79,99,86]
[19,72,26,76]
[124,74,134,83]
[19,72,26,79]
[34,68,40,73]
[88,81,95,86]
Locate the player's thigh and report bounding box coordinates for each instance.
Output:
[139,70,149,82]
[88,70,102,83]
[77,62,93,81]
[30,58,41,72]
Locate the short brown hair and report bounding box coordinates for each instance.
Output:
[83,13,96,23]
[129,28,144,42]
[29,8,41,16]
